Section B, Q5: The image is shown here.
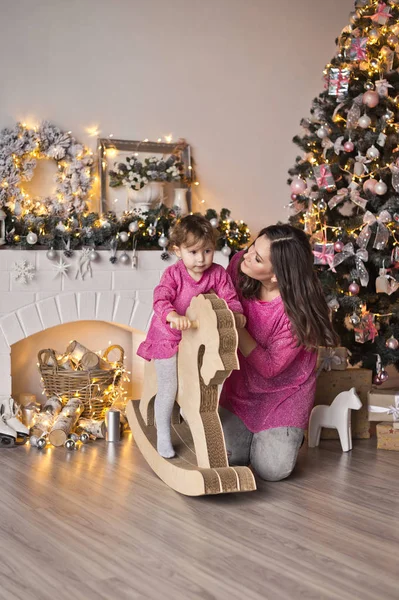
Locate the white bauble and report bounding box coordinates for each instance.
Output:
[210,218,219,228]
[119,252,130,264]
[119,231,129,243]
[221,244,232,257]
[358,115,371,129]
[128,221,139,233]
[374,181,388,195]
[366,145,379,160]
[316,126,330,139]
[89,250,98,261]
[46,248,57,260]
[26,232,38,245]
[158,234,169,248]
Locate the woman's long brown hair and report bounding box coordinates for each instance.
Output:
[238,224,339,349]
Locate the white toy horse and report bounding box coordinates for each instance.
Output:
[308,387,362,452]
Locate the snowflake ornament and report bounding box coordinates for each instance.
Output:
[53,257,71,278]
[12,260,36,284]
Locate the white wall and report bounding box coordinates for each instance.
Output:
[0,0,353,236]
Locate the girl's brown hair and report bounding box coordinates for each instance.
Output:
[238,224,339,349]
[169,214,218,248]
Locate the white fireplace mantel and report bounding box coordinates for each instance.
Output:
[0,249,228,396]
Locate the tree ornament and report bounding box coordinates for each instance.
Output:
[210,217,219,228]
[349,281,360,295]
[119,231,129,243]
[147,224,156,237]
[316,126,330,139]
[334,240,344,252]
[363,178,377,193]
[161,251,170,261]
[290,193,298,201]
[373,370,389,385]
[366,145,380,160]
[362,90,379,108]
[46,248,57,260]
[63,237,73,258]
[64,438,76,450]
[328,298,340,311]
[358,114,371,129]
[386,336,399,350]
[387,33,398,45]
[12,260,35,284]
[109,256,118,264]
[119,252,130,265]
[369,58,379,69]
[89,249,98,261]
[158,233,169,249]
[344,141,355,152]
[221,243,232,257]
[53,257,71,278]
[128,221,139,233]
[37,437,47,449]
[290,177,307,194]
[374,181,388,195]
[364,80,375,90]
[317,199,327,212]
[26,232,38,245]
[80,431,90,444]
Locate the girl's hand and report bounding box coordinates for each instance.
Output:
[234,313,247,329]
[168,313,192,330]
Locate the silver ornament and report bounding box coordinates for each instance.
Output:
[147,225,156,237]
[358,115,371,129]
[119,231,129,243]
[374,181,388,195]
[29,435,39,447]
[210,218,219,228]
[64,438,75,450]
[26,232,38,245]
[316,126,329,139]
[119,252,130,264]
[37,437,47,449]
[128,221,139,233]
[158,234,169,248]
[364,82,374,91]
[89,250,98,261]
[317,199,327,212]
[221,244,232,257]
[46,248,57,260]
[366,145,379,160]
[80,432,90,444]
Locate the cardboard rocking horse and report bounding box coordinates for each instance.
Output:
[126,293,257,496]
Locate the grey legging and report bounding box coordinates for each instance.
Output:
[219,407,304,482]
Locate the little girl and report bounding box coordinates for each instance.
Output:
[137,214,245,458]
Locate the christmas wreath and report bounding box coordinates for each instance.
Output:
[0,121,94,217]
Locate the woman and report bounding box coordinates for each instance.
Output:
[219,224,339,481]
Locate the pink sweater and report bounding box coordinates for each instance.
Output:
[137,260,243,361]
[219,251,317,433]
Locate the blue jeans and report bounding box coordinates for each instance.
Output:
[219,407,304,482]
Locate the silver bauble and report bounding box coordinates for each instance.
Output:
[317,199,327,212]
[364,80,374,90]
[119,252,130,264]
[80,432,90,444]
[374,181,388,195]
[386,336,399,350]
[147,225,156,237]
[316,126,329,139]
[46,248,57,260]
[158,234,169,248]
[69,433,79,442]
[26,232,38,245]
[366,145,380,160]
[358,115,371,129]
[37,437,47,449]
[128,221,139,233]
[221,244,232,257]
[119,231,129,243]
[65,438,75,450]
[210,218,219,228]
[29,435,38,447]
[89,250,98,261]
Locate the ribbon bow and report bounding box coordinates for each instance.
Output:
[321,138,334,158]
[317,348,345,375]
[368,2,391,24]
[369,395,399,423]
[331,242,369,286]
[357,210,392,250]
[328,186,367,211]
[375,78,393,97]
[315,165,330,188]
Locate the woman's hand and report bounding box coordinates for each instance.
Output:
[233,313,247,329]
[166,311,192,330]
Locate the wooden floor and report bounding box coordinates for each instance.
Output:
[0,434,398,600]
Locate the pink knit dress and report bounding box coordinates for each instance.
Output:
[219,251,317,433]
[137,260,243,361]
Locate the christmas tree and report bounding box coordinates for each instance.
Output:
[288,0,399,382]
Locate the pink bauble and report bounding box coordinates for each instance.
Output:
[349,281,360,295]
[362,90,380,108]
[386,336,399,350]
[290,177,307,194]
[291,193,298,201]
[334,240,345,252]
[363,178,377,193]
[373,370,389,385]
[344,141,355,152]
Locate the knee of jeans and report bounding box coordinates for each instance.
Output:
[252,458,295,482]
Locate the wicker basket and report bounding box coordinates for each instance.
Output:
[38,345,124,420]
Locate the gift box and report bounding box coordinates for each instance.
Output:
[313,243,335,268]
[328,67,350,97]
[311,368,373,440]
[317,347,348,371]
[380,46,394,72]
[354,312,378,344]
[313,164,336,192]
[348,37,367,61]
[376,423,399,451]
[368,389,399,429]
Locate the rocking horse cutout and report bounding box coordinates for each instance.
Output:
[126,293,257,496]
[308,387,362,452]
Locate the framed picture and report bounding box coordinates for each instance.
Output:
[98,138,192,215]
